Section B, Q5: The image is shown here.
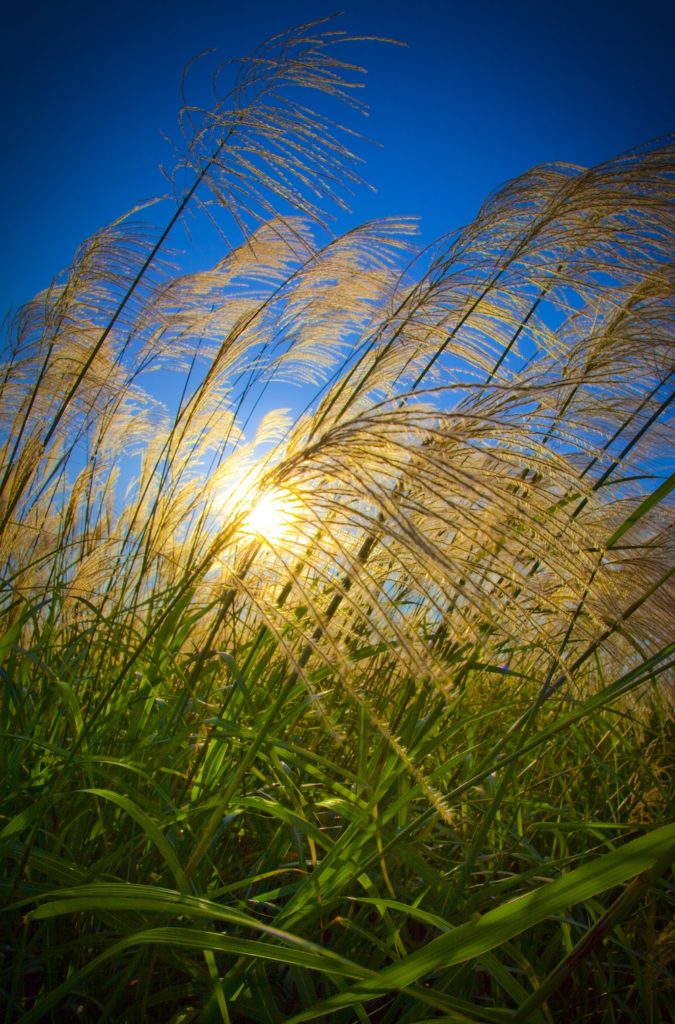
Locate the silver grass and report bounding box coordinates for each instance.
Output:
[0,21,673,802]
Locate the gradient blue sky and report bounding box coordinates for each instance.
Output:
[2,0,673,316]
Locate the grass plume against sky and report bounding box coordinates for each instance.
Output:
[2,0,674,310]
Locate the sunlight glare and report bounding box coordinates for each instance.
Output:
[244,488,296,544]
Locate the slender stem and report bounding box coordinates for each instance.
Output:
[0,132,232,538]
[42,135,230,453]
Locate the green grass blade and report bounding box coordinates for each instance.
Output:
[284,824,675,1021]
[79,789,189,894]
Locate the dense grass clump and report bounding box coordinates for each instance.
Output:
[1,19,673,1024]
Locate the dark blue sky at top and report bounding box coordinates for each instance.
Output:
[2,0,673,317]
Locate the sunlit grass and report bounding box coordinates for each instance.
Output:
[0,17,673,1024]
[243,487,299,543]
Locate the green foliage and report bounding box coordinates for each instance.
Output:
[1,18,673,1024]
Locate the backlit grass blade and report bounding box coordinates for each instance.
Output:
[509,840,675,1022]
[284,824,675,1021]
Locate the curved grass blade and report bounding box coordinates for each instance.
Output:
[284,823,675,1021]
[79,788,189,894]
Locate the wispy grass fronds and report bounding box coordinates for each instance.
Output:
[1,20,673,1024]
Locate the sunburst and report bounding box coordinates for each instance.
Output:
[243,487,297,544]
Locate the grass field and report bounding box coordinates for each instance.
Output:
[1,21,673,1024]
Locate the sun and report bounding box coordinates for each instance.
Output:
[243,488,296,544]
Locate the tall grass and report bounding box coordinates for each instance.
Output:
[1,19,673,1024]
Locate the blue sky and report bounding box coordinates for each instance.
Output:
[2,0,673,316]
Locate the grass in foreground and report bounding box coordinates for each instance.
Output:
[1,18,673,1024]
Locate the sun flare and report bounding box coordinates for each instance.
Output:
[243,488,296,543]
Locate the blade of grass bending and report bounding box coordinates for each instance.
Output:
[26,882,367,955]
[79,789,190,893]
[16,926,374,1024]
[509,842,675,1022]
[349,897,547,1023]
[283,824,675,1022]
